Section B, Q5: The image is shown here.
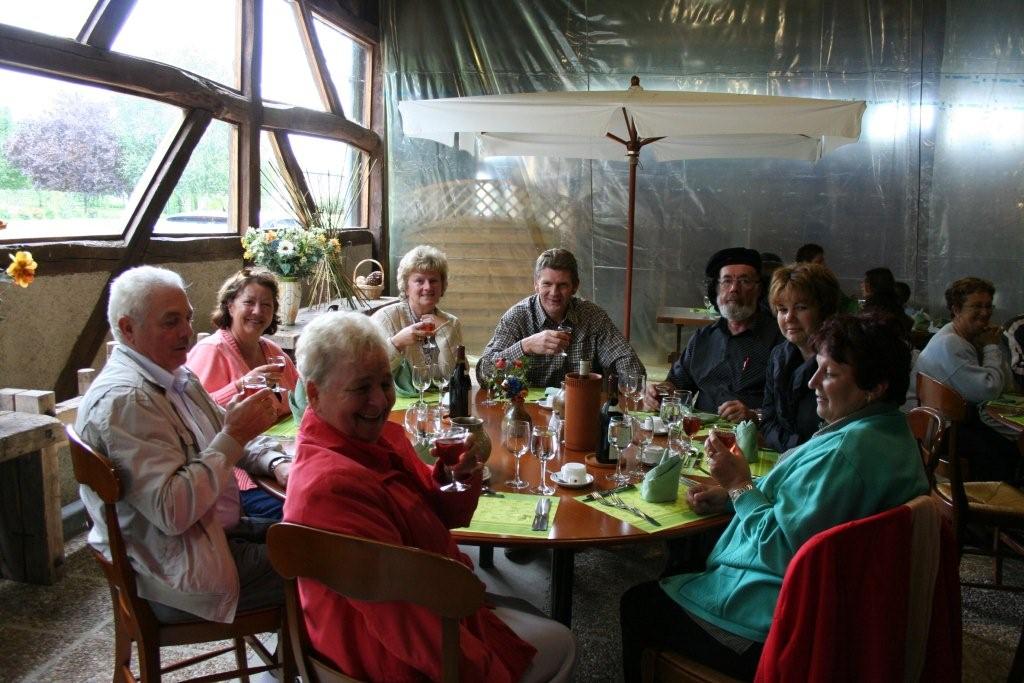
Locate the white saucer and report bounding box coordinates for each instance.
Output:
[550,471,594,489]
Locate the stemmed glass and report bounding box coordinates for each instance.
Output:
[607,415,633,484]
[435,426,469,492]
[659,396,683,432]
[411,363,432,404]
[403,402,441,446]
[420,320,439,359]
[636,415,656,477]
[267,354,287,394]
[478,358,502,406]
[618,372,646,413]
[531,426,557,495]
[432,363,450,412]
[555,321,573,357]
[504,419,531,489]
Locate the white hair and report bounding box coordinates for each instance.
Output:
[107,266,186,343]
[296,311,389,387]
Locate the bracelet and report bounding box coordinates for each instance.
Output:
[268,456,290,475]
[728,482,756,503]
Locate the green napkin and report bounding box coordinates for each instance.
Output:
[640,451,682,503]
[736,420,758,464]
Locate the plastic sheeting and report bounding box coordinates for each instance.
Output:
[381,0,1024,368]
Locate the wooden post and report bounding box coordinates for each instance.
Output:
[77,368,96,397]
[0,398,65,585]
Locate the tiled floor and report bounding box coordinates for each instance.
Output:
[3,531,1024,682]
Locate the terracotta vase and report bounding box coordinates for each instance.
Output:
[564,371,602,451]
[278,277,302,325]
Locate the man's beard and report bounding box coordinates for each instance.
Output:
[719,301,757,322]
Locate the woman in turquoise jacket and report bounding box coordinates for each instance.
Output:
[621,313,929,680]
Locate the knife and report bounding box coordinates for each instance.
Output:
[581,483,635,503]
[532,497,552,531]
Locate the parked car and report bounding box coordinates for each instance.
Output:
[155,211,230,234]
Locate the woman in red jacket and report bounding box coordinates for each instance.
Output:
[283,311,575,682]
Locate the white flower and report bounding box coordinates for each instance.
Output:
[277,240,296,256]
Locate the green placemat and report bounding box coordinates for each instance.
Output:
[264,415,298,438]
[453,492,558,539]
[393,391,441,411]
[578,484,703,533]
[987,393,1024,410]
[1002,413,1024,427]
[679,447,778,478]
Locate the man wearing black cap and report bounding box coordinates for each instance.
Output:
[645,247,783,420]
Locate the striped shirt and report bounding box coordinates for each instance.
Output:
[479,295,645,388]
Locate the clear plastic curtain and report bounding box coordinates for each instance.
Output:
[381,0,1024,367]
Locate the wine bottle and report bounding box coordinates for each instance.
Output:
[449,346,471,418]
[596,372,622,463]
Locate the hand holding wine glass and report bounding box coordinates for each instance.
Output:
[435,426,470,492]
[554,321,573,357]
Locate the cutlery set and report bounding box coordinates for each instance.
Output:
[531,497,552,531]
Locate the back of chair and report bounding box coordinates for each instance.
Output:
[267,522,486,683]
[66,425,157,637]
[915,373,971,532]
[906,406,947,488]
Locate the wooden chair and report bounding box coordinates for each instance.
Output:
[66,426,289,682]
[906,405,948,489]
[917,373,1024,588]
[267,522,486,683]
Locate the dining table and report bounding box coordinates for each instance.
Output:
[257,389,776,627]
[264,295,399,352]
[983,393,1024,434]
[656,306,717,362]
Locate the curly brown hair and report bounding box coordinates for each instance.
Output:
[945,277,995,315]
[768,262,842,321]
[211,268,281,335]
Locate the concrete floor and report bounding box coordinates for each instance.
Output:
[1,532,1022,682]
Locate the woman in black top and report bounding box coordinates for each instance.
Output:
[760,263,842,452]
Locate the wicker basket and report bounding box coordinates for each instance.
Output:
[353,258,385,299]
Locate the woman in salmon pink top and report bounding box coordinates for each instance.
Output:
[187,268,298,518]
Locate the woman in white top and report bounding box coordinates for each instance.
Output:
[912,276,1016,480]
[371,245,464,395]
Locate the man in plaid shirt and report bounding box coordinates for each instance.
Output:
[479,248,645,388]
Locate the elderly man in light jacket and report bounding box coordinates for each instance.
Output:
[76,266,285,623]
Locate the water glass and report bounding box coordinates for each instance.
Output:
[411,363,432,403]
[531,426,557,495]
[504,419,531,489]
[659,396,683,429]
[607,416,633,484]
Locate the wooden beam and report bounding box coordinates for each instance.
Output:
[237,0,264,231]
[0,22,376,148]
[367,42,387,268]
[296,0,344,116]
[77,0,138,49]
[53,110,213,401]
[306,0,379,44]
[270,131,317,218]
[262,104,379,153]
[0,237,244,274]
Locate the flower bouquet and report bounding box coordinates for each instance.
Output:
[241,224,332,280]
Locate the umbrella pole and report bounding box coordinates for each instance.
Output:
[625,151,637,341]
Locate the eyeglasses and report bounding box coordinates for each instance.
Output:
[962,303,994,312]
[717,277,759,289]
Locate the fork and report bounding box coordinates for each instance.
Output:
[608,493,662,527]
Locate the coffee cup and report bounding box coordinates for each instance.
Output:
[559,462,587,485]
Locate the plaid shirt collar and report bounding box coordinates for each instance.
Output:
[529,294,580,330]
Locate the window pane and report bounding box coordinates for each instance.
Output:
[313,15,369,126]
[0,68,181,241]
[258,132,366,230]
[262,0,325,111]
[0,0,93,40]
[113,0,238,88]
[155,119,234,235]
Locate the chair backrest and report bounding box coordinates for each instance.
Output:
[267,522,485,683]
[906,406,947,488]
[915,373,971,522]
[66,425,162,636]
[755,496,961,682]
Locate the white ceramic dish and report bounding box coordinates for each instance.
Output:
[550,471,594,488]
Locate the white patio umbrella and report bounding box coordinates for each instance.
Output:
[399,77,866,339]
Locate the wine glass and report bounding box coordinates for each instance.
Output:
[432,363,450,412]
[607,415,633,484]
[555,321,573,357]
[267,354,287,393]
[478,357,502,406]
[531,426,557,495]
[636,415,656,478]
[411,363,432,404]
[404,402,427,445]
[435,426,469,492]
[242,374,268,398]
[504,419,531,489]
[420,320,439,355]
[618,372,645,413]
[659,396,683,431]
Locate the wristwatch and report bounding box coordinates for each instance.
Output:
[728,482,756,503]
[268,456,290,475]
